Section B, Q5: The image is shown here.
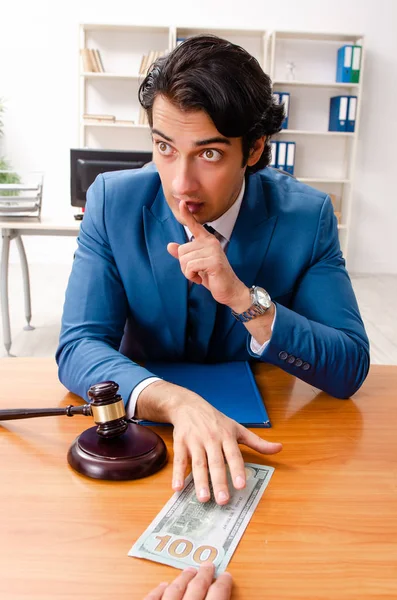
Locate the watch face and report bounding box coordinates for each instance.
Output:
[255,287,272,308]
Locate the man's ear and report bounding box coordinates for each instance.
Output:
[247,136,266,167]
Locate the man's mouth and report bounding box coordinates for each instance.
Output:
[175,198,204,214]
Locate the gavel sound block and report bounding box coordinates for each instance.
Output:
[0,381,167,481]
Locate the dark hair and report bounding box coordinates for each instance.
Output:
[138,35,285,173]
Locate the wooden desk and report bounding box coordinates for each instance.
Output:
[0,359,396,599]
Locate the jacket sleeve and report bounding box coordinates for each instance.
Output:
[56,174,156,404]
[250,195,370,398]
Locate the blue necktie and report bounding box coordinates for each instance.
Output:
[185,225,218,362]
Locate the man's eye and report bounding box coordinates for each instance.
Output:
[201,149,222,162]
[156,141,172,155]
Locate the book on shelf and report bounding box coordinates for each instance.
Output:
[115,119,135,126]
[80,48,105,73]
[94,49,105,72]
[83,113,115,120]
[139,49,166,75]
[329,194,341,224]
[83,114,116,123]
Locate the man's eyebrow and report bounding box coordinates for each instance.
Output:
[152,129,173,142]
[151,129,231,147]
[194,136,231,147]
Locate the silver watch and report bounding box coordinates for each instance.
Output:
[231,286,272,323]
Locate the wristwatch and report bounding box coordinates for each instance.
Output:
[231,286,272,323]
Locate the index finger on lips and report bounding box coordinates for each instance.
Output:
[179,201,210,240]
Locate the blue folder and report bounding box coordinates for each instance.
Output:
[270,141,278,168]
[276,141,287,171]
[141,361,271,428]
[346,95,357,132]
[285,141,296,175]
[329,96,348,132]
[273,92,290,129]
[336,45,353,83]
[280,92,290,129]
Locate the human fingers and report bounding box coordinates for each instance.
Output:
[179,201,211,240]
[205,572,233,600]
[237,425,283,455]
[167,242,181,259]
[222,438,247,491]
[182,562,215,600]
[191,446,211,502]
[161,568,198,600]
[143,581,168,600]
[172,438,189,492]
[206,443,230,505]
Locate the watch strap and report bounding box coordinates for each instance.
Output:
[231,286,271,323]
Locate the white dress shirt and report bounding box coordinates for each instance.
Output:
[126,178,276,418]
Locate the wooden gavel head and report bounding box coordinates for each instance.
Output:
[87,381,129,438]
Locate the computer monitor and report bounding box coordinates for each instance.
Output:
[70,148,153,208]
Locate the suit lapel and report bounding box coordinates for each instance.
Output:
[143,188,188,354]
[218,173,278,344]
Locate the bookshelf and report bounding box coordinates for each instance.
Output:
[78,24,365,257]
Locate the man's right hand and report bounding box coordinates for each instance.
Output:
[136,380,282,505]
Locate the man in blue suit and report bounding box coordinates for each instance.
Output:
[57,36,369,506]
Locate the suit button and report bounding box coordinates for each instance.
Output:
[295,358,303,367]
[286,355,296,364]
[302,362,311,371]
[278,351,288,361]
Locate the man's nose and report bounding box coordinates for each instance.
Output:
[172,160,199,198]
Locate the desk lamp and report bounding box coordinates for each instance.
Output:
[0,381,167,480]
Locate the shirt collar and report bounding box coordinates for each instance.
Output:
[183,178,245,242]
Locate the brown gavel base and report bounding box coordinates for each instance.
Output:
[68,422,168,481]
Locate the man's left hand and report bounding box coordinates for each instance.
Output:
[167,200,249,312]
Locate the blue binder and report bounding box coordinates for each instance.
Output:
[336,45,353,83]
[270,141,278,168]
[285,141,296,175]
[276,141,287,171]
[346,95,357,132]
[141,361,271,427]
[273,92,290,129]
[329,96,348,132]
[280,92,290,129]
[273,92,281,105]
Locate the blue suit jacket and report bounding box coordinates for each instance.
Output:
[56,166,369,402]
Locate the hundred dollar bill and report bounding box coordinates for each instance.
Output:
[128,463,274,575]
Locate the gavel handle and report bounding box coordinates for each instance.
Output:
[0,405,92,421]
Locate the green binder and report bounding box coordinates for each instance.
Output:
[351,45,362,83]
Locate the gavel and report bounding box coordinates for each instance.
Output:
[0,381,167,481]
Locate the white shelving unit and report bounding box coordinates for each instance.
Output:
[78,24,365,257]
[267,30,365,256]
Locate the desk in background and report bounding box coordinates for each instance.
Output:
[0,218,80,355]
[0,359,396,599]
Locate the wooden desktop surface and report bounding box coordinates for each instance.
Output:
[0,358,396,599]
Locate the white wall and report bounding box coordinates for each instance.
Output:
[1,0,396,273]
